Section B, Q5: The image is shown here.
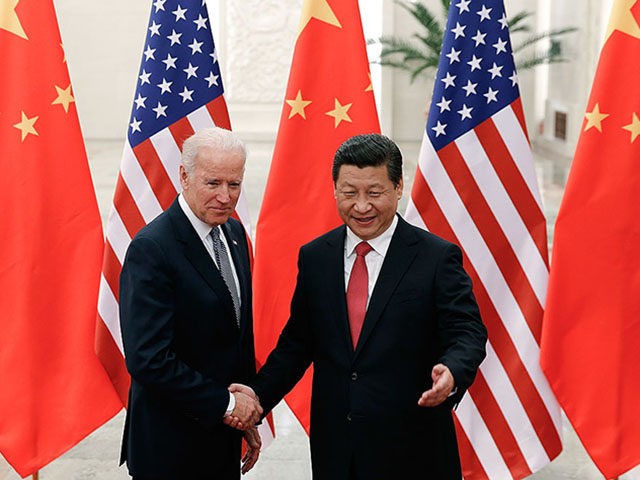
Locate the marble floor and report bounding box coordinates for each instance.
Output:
[1,138,638,480]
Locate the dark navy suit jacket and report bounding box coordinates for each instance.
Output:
[119,198,255,479]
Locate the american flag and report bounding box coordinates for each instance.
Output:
[96,0,252,407]
[404,0,562,478]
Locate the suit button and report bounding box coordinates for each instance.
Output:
[347,413,352,422]
[351,372,358,380]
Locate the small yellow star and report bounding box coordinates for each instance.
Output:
[0,0,27,39]
[326,98,352,128]
[297,0,341,38]
[605,0,640,42]
[365,73,373,92]
[52,84,75,113]
[584,103,609,132]
[285,90,312,119]
[622,112,640,143]
[13,111,39,141]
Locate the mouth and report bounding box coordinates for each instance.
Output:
[352,216,375,226]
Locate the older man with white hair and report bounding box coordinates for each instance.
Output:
[119,127,262,479]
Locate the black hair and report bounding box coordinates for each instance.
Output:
[332,133,403,186]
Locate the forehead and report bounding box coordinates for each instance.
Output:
[336,164,391,186]
[193,146,245,173]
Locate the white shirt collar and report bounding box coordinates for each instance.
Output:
[345,215,398,258]
[178,193,218,241]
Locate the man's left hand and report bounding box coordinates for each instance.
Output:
[417,363,455,407]
[241,426,261,474]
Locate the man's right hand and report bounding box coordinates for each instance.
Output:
[224,384,262,430]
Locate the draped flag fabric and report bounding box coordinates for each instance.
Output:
[404,1,562,478]
[540,1,640,477]
[0,1,122,475]
[252,0,380,431]
[93,0,273,441]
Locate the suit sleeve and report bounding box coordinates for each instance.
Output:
[251,249,314,414]
[434,243,488,404]
[120,235,230,427]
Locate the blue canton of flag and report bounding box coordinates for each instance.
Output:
[428,0,519,150]
[128,0,224,146]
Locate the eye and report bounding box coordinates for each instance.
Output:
[368,191,382,198]
[341,191,356,198]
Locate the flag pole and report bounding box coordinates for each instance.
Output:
[32,472,38,480]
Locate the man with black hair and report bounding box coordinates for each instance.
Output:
[232,133,487,479]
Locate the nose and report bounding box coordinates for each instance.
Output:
[353,195,371,213]
[216,185,231,204]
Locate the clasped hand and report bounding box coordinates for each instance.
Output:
[224,383,262,431]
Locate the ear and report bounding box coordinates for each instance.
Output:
[396,177,404,199]
[179,165,188,189]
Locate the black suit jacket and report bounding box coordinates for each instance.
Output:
[252,215,487,480]
[119,198,255,478]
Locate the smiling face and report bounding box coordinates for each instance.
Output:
[180,145,245,227]
[334,164,403,241]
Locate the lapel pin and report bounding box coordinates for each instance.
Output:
[232,240,238,246]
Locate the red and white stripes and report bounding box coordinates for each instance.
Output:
[405,99,562,479]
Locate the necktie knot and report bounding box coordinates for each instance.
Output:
[355,241,372,257]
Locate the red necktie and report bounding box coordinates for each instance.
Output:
[347,241,373,348]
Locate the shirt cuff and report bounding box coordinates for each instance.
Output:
[224,391,235,417]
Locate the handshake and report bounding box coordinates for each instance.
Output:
[224,383,263,431]
[224,383,263,474]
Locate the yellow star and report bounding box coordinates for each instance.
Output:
[286,90,312,119]
[365,73,373,92]
[0,0,27,39]
[326,98,352,128]
[52,84,75,113]
[622,112,640,142]
[584,103,609,132]
[297,0,341,38]
[605,0,640,42]
[13,111,39,141]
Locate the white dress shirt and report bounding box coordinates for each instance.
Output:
[343,215,399,305]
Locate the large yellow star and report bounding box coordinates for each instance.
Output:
[52,84,75,113]
[584,103,609,132]
[622,112,640,142]
[326,98,352,128]
[0,0,27,39]
[605,0,640,42]
[13,111,39,141]
[297,0,341,38]
[286,90,312,119]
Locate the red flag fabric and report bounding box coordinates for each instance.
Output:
[0,1,122,475]
[540,1,640,477]
[404,0,562,477]
[252,0,380,431]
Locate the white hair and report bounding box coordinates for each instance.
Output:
[181,127,247,174]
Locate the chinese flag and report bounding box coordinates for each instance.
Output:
[540,0,640,477]
[252,0,379,431]
[0,1,122,476]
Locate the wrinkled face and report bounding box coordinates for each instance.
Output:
[334,164,402,241]
[180,146,245,227]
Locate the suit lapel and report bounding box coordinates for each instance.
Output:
[354,216,419,357]
[324,226,354,356]
[168,201,237,321]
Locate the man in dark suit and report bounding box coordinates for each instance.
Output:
[119,127,262,479]
[231,133,487,479]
